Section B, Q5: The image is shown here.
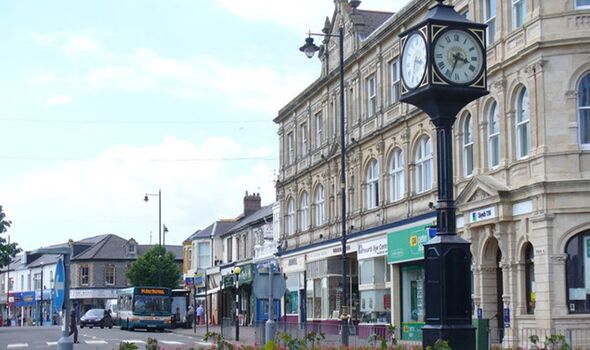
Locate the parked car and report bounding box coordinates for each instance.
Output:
[80,309,113,329]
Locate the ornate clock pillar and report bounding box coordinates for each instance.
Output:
[399,1,489,349]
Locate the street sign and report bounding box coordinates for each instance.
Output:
[53,258,65,310]
[253,267,286,299]
[223,275,235,289]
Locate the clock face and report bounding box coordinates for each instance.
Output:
[433,29,484,85]
[401,32,427,89]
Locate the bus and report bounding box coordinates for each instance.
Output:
[171,289,191,329]
[117,287,173,331]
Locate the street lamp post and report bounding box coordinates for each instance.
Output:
[144,189,162,246]
[300,25,349,346]
[232,267,242,342]
[40,262,44,326]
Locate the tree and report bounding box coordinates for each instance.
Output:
[0,205,20,268]
[126,245,180,289]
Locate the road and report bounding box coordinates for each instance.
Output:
[0,326,212,349]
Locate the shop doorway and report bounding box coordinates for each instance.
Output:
[495,248,504,343]
[482,237,504,344]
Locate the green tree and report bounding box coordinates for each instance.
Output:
[126,245,180,288]
[0,205,21,268]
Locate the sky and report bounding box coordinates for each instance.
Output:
[0,0,409,252]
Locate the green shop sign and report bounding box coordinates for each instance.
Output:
[238,264,253,284]
[401,322,424,341]
[387,223,431,264]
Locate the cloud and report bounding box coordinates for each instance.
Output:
[30,31,108,59]
[46,95,72,106]
[1,136,277,250]
[214,0,410,32]
[27,72,56,86]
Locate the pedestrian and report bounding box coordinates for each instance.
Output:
[186,305,194,328]
[69,308,79,343]
[196,304,204,325]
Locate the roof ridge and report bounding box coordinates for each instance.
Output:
[87,234,113,259]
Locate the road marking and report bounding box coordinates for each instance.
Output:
[160,340,185,345]
[123,340,146,344]
[195,341,212,347]
[47,342,58,346]
[85,340,108,345]
[7,344,29,348]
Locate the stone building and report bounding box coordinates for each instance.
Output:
[274,0,590,347]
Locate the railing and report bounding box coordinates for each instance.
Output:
[253,321,421,348]
[487,327,590,349]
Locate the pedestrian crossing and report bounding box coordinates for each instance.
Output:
[5,338,211,348]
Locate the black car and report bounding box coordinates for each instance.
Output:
[80,309,113,329]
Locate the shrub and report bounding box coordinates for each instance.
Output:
[118,342,139,350]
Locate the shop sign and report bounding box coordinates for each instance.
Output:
[194,273,206,288]
[357,238,388,260]
[306,243,355,262]
[185,277,194,286]
[69,288,118,299]
[238,264,253,284]
[9,291,36,307]
[281,256,305,273]
[470,206,496,223]
[387,223,431,264]
[223,275,235,289]
[401,322,424,341]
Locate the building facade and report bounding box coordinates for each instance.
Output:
[274,0,590,347]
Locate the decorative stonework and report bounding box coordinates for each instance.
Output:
[492,78,506,92]
[550,254,568,264]
[565,90,577,99]
[468,189,491,202]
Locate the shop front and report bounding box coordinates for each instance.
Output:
[356,237,391,338]
[387,220,433,342]
[70,288,118,316]
[8,291,36,326]
[237,263,254,326]
[280,255,306,323]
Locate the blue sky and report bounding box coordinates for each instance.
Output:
[0,0,408,251]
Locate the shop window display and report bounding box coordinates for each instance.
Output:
[285,273,300,315]
[566,230,590,313]
[401,264,425,341]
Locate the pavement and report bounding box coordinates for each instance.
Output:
[0,324,257,349]
[174,324,258,346]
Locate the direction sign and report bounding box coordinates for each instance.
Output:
[194,273,205,288]
[253,267,286,299]
[53,258,65,310]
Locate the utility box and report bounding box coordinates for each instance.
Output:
[473,318,489,350]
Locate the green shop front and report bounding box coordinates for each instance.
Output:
[387,219,433,342]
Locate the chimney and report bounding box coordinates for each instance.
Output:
[243,191,261,217]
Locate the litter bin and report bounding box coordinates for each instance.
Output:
[473,319,489,350]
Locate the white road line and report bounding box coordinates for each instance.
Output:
[7,344,29,349]
[195,341,212,347]
[46,342,58,346]
[85,340,108,345]
[160,340,185,345]
[123,340,146,344]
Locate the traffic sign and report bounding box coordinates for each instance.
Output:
[253,267,286,299]
[53,258,65,310]
[194,273,205,288]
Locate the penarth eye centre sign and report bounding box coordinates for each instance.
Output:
[357,238,388,260]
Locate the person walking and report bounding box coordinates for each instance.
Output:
[186,305,194,328]
[196,304,204,325]
[69,308,79,343]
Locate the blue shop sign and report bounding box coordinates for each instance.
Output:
[10,291,36,307]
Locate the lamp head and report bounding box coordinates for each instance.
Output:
[144,194,149,202]
[299,36,320,59]
[233,266,242,276]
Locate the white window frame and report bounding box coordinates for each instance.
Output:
[198,242,211,268]
[287,132,294,164]
[515,87,531,159]
[488,100,500,168]
[512,0,526,29]
[483,0,496,43]
[315,112,323,148]
[286,198,295,235]
[300,122,308,156]
[300,191,309,231]
[80,265,89,286]
[576,0,590,9]
[389,148,405,202]
[315,185,325,226]
[366,159,380,209]
[367,75,377,118]
[578,73,590,147]
[415,136,433,193]
[390,60,400,104]
[105,264,115,286]
[463,114,474,177]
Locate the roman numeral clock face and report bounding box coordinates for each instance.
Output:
[433,29,483,85]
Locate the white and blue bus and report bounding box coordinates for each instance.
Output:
[117,287,172,331]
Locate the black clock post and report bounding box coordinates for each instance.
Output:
[399,1,488,349]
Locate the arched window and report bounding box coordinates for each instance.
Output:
[488,100,500,168]
[578,73,590,146]
[566,230,590,313]
[515,87,530,159]
[300,191,309,231]
[286,198,295,236]
[415,136,433,193]
[463,113,474,176]
[389,148,404,201]
[366,159,380,209]
[524,242,535,314]
[315,185,325,226]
